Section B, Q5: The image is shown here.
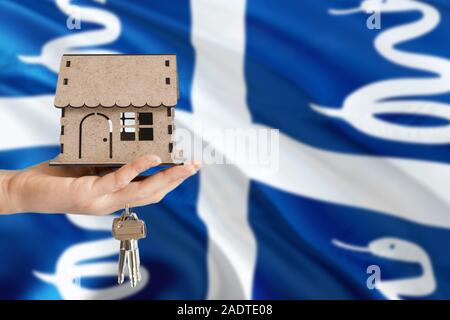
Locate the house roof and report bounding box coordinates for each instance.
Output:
[54,54,179,108]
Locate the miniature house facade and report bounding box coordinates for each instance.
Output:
[50,54,180,166]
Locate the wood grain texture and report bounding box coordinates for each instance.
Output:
[54,54,178,108]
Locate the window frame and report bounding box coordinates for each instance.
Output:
[119,111,154,141]
[120,112,137,141]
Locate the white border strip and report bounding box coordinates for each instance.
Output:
[191,0,257,299]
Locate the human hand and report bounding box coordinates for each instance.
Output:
[0,155,200,215]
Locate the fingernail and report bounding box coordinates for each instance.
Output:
[185,160,201,171]
[182,165,198,178]
[190,164,200,175]
[147,155,161,164]
[192,160,201,171]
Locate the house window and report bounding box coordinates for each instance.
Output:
[138,112,153,141]
[139,112,153,125]
[120,112,136,141]
[139,128,153,141]
[120,112,154,141]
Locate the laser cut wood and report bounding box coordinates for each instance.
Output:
[50,54,181,167]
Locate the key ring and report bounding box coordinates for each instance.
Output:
[119,203,132,221]
[120,204,138,221]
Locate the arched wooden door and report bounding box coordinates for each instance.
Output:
[79,113,112,160]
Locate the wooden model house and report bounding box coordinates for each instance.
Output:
[50,54,180,166]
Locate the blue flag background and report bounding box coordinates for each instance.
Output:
[1,0,450,299]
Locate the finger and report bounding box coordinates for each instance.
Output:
[139,161,200,191]
[102,175,192,213]
[92,155,161,195]
[131,174,191,208]
[88,162,199,213]
[108,162,199,207]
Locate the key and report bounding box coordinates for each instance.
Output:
[113,216,146,286]
[126,212,144,285]
[117,239,127,284]
[135,240,142,282]
[112,208,146,287]
[128,212,143,282]
[127,239,138,287]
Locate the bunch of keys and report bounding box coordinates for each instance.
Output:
[112,204,146,287]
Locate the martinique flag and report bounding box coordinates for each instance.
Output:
[1,0,450,299]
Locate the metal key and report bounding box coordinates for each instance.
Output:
[112,205,146,287]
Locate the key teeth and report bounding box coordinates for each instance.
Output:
[130,266,138,287]
[137,270,142,282]
[136,247,142,282]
